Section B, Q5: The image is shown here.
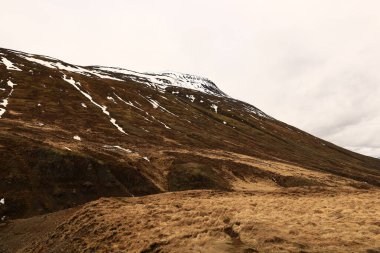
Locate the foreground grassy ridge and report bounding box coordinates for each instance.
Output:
[0,189,378,253]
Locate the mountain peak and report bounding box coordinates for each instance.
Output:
[92,66,226,96]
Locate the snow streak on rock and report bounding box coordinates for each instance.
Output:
[1,57,21,71]
[186,95,196,102]
[0,81,17,118]
[114,93,143,112]
[244,104,271,119]
[147,99,159,109]
[211,104,218,113]
[62,75,127,135]
[22,56,123,81]
[103,145,132,153]
[141,96,178,117]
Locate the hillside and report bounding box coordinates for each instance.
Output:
[1,47,380,219]
[0,47,379,252]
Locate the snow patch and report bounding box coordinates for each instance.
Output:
[0,80,17,118]
[211,104,218,113]
[186,95,196,102]
[107,96,116,103]
[103,145,132,153]
[148,99,159,109]
[7,80,16,88]
[73,135,81,141]
[0,99,8,107]
[0,108,5,118]
[110,118,125,133]
[1,57,22,71]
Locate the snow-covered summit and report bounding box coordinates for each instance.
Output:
[93,66,226,97]
[158,72,226,97]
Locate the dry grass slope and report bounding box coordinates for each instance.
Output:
[0,189,378,253]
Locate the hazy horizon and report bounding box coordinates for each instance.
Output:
[1,0,379,157]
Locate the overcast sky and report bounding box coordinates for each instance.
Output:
[1,0,379,157]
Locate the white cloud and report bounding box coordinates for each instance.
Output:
[0,0,379,157]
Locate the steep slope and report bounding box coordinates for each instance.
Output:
[0,47,379,220]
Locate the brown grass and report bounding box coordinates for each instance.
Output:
[0,188,377,253]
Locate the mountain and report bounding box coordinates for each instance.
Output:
[0,47,379,252]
